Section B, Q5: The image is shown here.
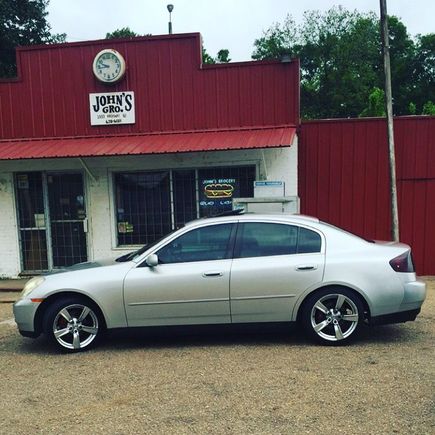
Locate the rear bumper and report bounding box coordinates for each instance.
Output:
[370,308,421,326]
[370,279,426,325]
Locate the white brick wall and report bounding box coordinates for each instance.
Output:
[0,172,21,277]
[0,143,298,277]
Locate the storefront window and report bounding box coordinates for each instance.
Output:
[173,170,197,228]
[198,166,256,217]
[114,166,255,246]
[115,171,172,246]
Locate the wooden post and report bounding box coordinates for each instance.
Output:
[380,0,400,241]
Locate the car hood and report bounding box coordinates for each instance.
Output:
[46,257,120,274]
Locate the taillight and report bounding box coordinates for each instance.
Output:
[389,251,415,273]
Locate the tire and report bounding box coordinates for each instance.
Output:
[43,296,103,353]
[301,288,364,345]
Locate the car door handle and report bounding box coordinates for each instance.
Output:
[203,271,223,277]
[296,265,317,271]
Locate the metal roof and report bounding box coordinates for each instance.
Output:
[0,127,296,160]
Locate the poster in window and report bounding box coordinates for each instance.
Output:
[17,174,29,189]
[199,178,239,215]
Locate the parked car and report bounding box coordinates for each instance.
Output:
[13,212,426,352]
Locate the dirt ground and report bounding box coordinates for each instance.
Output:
[0,279,434,434]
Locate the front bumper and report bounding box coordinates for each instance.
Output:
[13,298,41,337]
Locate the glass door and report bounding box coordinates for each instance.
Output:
[47,173,88,268]
[15,173,49,271]
[15,172,88,272]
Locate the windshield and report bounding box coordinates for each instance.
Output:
[115,228,181,262]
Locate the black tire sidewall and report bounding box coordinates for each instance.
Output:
[43,296,102,353]
[301,287,364,345]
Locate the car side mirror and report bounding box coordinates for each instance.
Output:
[145,254,159,267]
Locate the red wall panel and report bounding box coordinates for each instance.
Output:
[299,116,435,275]
[0,33,299,140]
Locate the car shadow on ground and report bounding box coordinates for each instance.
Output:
[8,322,420,355]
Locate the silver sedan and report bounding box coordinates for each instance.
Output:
[13,214,426,352]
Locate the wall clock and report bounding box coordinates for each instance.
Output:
[92,49,126,83]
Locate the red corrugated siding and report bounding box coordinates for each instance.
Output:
[0,127,296,160]
[0,33,299,140]
[299,116,435,275]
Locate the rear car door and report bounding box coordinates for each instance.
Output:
[230,221,325,323]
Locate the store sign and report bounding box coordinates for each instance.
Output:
[199,178,239,214]
[89,92,135,126]
[254,180,285,197]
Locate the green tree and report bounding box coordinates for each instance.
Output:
[412,34,435,113]
[105,27,140,39]
[216,49,231,63]
[360,87,386,117]
[386,16,415,115]
[252,15,298,60]
[202,46,231,64]
[0,0,66,77]
[422,101,435,115]
[252,7,425,119]
[202,47,216,64]
[408,102,417,115]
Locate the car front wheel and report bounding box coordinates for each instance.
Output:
[43,297,102,352]
[302,288,364,345]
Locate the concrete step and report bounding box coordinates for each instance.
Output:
[0,279,29,293]
[0,292,20,303]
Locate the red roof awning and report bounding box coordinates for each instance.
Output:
[0,127,296,160]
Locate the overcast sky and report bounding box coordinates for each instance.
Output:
[47,0,434,61]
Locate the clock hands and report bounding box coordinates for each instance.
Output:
[98,62,110,69]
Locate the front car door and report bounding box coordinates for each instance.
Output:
[230,221,325,323]
[123,223,235,327]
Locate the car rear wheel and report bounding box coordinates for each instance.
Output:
[302,288,364,345]
[43,297,102,352]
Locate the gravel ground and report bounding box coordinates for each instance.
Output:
[0,279,434,434]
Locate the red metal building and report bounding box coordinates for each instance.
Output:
[299,116,435,275]
[0,33,300,277]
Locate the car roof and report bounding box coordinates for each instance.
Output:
[185,213,320,227]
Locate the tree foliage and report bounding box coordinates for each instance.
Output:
[202,47,231,64]
[0,0,66,77]
[252,7,435,119]
[360,87,386,117]
[422,101,435,115]
[106,27,140,39]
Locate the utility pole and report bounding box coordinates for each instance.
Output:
[380,0,399,241]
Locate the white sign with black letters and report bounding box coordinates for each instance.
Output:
[89,91,135,126]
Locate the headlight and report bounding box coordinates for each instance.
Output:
[21,277,45,299]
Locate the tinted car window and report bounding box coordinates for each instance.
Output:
[157,224,234,264]
[235,223,321,258]
[298,227,322,253]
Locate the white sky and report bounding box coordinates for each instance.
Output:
[47,0,434,61]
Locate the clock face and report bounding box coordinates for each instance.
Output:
[92,49,126,83]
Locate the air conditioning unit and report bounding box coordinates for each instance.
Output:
[232,196,299,214]
[233,181,299,213]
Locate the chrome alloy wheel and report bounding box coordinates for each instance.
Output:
[310,294,360,342]
[52,304,99,350]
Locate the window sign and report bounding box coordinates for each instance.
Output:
[89,92,135,126]
[199,177,239,215]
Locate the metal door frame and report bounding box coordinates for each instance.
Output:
[15,170,88,273]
